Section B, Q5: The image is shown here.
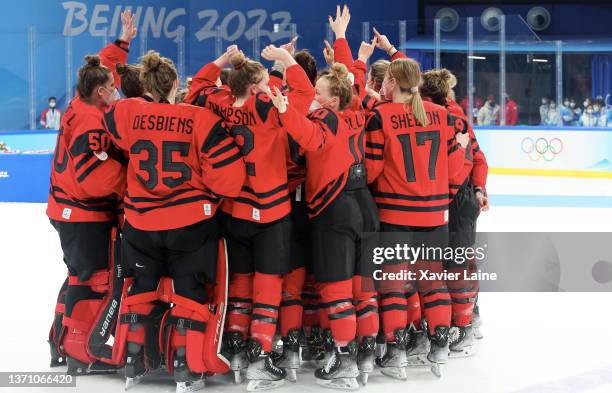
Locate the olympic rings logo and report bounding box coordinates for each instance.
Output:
[521,137,563,161]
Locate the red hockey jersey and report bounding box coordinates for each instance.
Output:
[446,99,488,192]
[365,100,471,227]
[185,63,314,223]
[280,106,365,217]
[46,41,130,223]
[103,98,246,230]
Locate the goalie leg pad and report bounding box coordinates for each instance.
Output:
[49,277,68,367]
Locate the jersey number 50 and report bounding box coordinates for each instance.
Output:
[131,140,192,190]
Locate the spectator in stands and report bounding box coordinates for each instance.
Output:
[477,95,500,126]
[505,93,519,125]
[40,96,61,129]
[570,99,581,124]
[560,98,574,126]
[580,104,599,127]
[539,97,549,125]
[460,88,483,122]
[545,101,562,126]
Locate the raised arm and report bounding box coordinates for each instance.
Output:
[184,45,239,104]
[373,27,408,61]
[269,87,337,152]
[99,10,136,90]
[262,45,314,115]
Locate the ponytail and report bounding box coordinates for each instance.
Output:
[409,88,428,127]
[387,58,428,126]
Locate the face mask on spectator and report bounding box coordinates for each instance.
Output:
[541,99,547,105]
[550,103,556,109]
[584,100,589,107]
[587,109,593,114]
[593,105,600,112]
[49,101,56,108]
[563,100,569,107]
[569,102,576,108]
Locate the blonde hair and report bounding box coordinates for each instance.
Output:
[387,58,428,126]
[321,63,353,111]
[228,52,266,97]
[369,59,390,91]
[139,50,178,103]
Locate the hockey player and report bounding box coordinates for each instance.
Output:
[365,58,472,380]
[46,10,136,375]
[268,59,379,390]
[185,44,314,391]
[421,68,489,358]
[103,50,246,393]
[115,63,144,99]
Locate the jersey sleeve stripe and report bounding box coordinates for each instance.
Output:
[372,191,450,201]
[76,159,103,183]
[366,141,384,149]
[212,151,243,169]
[376,202,449,212]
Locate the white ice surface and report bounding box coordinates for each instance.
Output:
[1,175,612,393]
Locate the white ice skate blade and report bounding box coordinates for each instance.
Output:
[380,366,408,381]
[474,328,484,340]
[405,354,429,367]
[315,377,360,390]
[233,370,243,384]
[246,379,285,392]
[176,378,205,393]
[449,345,477,358]
[125,375,144,391]
[405,356,443,378]
[285,368,297,382]
[360,373,369,385]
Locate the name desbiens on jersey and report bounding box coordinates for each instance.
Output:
[390,110,442,129]
[132,114,194,134]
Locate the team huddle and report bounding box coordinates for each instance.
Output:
[46,6,488,393]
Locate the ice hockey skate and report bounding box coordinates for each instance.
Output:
[225,331,249,384]
[245,339,286,391]
[357,336,376,384]
[274,329,301,382]
[376,329,408,381]
[315,342,360,390]
[449,325,477,358]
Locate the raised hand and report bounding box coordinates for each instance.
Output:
[328,4,350,39]
[261,45,295,66]
[280,36,299,56]
[358,37,378,63]
[267,86,287,114]
[119,10,137,43]
[323,40,335,66]
[372,27,394,53]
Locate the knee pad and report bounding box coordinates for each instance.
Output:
[61,227,125,366]
[162,239,230,375]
